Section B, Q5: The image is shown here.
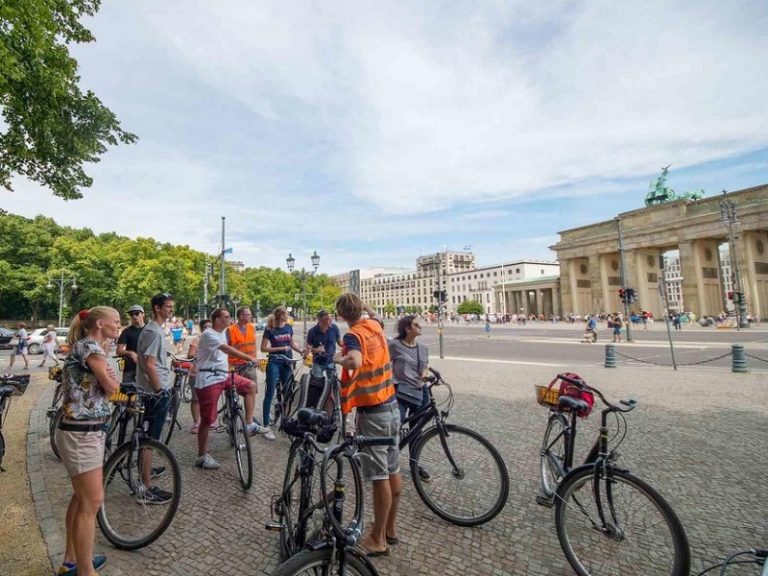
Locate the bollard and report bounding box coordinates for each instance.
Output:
[604,344,617,368]
[731,344,748,373]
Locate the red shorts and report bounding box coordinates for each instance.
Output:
[196,375,253,426]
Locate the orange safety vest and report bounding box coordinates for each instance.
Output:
[340,319,394,414]
[227,323,257,365]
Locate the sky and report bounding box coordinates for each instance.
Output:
[2,0,768,274]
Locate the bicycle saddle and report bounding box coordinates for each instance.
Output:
[559,395,590,415]
[296,407,330,427]
[0,385,16,397]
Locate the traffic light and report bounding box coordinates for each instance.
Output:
[626,288,636,303]
[433,290,447,303]
[727,291,734,300]
[618,288,626,303]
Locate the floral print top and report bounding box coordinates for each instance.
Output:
[62,338,113,420]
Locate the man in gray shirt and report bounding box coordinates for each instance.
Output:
[135,292,175,504]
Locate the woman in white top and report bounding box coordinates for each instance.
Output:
[39,324,59,368]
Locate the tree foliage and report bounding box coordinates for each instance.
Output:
[457,300,484,315]
[0,212,341,325]
[0,0,137,199]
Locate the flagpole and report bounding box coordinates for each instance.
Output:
[220,216,226,307]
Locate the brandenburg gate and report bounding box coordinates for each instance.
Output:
[551,184,768,319]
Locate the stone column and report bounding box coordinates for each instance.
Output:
[559,258,573,317]
[588,254,603,314]
[536,289,544,317]
[678,240,703,316]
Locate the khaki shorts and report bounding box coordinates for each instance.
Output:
[356,402,400,481]
[55,425,106,477]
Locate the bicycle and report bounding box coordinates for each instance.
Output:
[46,365,65,460]
[270,413,394,576]
[208,362,255,490]
[97,384,182,550]
[398,368,509,526]
[262,355,309,432]
[161,353,193,445]
[0,374,30,471]
[696,548,768,575]
[535,372,690,576]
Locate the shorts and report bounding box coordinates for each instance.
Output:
[231,364,259,385]
[196,375,253,426]
[55,425,106,477]
[356,402,400,481]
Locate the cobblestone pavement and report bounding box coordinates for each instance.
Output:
[27,361,768,576]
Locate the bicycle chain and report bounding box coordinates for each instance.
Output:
[613,349,732,367]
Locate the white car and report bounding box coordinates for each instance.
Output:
[26,327,69,354]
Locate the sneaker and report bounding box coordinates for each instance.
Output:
[417,466,431,483]
[195,454,221,470]
[138,486,173,505]
[263,427,276,441]
[246,422,263,436]
[189,422,199,434]
[151,465,166,479]
[57,554,108,575]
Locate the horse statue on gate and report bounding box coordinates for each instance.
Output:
[645,165,705,207]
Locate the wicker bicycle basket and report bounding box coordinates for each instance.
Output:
[535,384,560,408]
[109,391,135,405]
[48,366,63,381]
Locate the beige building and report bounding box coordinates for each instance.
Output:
[551,184,768,319]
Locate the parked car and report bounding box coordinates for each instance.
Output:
[255,319,267,331]
[0,327,15,348]
[26,327,69,354]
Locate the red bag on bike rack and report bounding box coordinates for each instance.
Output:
[546,373,594,418]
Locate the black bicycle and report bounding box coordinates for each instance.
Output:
[210,362,254,490]
[0,374,30,471]
[264,355,309,432]
[270,412,393,576]
[161,354,193,445]
[46,365,65,460]
[97,385,182,550]
[536,373,690,576]
[696,548,768,575]
[398,368,509,526]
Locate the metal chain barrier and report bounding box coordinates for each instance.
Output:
[744,352,768,364]
[613,349,733,368]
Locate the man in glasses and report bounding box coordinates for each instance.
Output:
[116,304,145,383]
[135,293,175,504]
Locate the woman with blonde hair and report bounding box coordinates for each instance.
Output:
[55,306,120,576]
[39,324,59,368]
[259,307,304,440]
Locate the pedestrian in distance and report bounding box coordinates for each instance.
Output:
[334,292,400,557]
[9,321,29,370]
[39,324,59,368]
[115,305,145,383]
[55,306,121,576]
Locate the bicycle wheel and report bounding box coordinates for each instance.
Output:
[555,466,690,576]
[232,411,253,490]
[0,429,5,470]
[181,374,192,403]
[49,407,64,460]
[540,413,568,497]
[410,423,509,526]
[98,438,182,550]
[271,547,377,576]
[279,441,313,560]
[161,391,181,445]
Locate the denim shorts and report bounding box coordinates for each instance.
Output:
[144,392,170,441]
[356,402,400,481]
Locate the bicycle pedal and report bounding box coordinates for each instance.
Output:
[265,522,283,532]
[535,494,554,508]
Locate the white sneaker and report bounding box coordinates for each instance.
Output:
[195,454,220,470]
[246,422,263,435]
[263,427,276,441]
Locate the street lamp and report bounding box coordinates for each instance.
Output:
[720,191,749,329]
[47,270,78,327]
[286,250,320,336]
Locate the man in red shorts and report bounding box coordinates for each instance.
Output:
[193,307,260,469]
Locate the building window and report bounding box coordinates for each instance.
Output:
[516,268,520,273]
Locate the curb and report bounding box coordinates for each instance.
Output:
[26,382,62,572]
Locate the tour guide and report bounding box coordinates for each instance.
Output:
[333,292,400,557]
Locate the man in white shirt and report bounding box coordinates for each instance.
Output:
[194,307,260,469]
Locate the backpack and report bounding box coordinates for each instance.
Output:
[546,372,595,418]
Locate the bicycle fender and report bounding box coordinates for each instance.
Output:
[556,462,631,499]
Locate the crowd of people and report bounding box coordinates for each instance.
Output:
[49,291,425,573]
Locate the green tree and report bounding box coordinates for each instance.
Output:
[457,300,484,315]
[0,0,137,199]
[383,301,396,318]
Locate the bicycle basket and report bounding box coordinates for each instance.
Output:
[0,374,30,396]
[535,385,560,408]
[546,373,595,418]
[108,391,135,405]
[258,358,268,372]
[48,366,63,381]
[303,354,313,367]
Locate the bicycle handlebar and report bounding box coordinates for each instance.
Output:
[557,373,637,413]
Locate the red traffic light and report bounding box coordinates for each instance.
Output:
[727,291,734,300]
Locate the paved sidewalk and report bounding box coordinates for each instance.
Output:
[18,361,768,575]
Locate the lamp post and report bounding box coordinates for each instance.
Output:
[286,250,320,337]
[720,191,749,329]
[47,270,78,327]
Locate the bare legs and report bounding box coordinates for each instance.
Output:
[63,467,104,576]
[362,474,402,553]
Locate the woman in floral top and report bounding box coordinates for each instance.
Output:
[54,306,120,576]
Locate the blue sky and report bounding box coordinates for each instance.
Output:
[3,0,767,273]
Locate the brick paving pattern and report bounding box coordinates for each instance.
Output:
[28,361,768,575]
